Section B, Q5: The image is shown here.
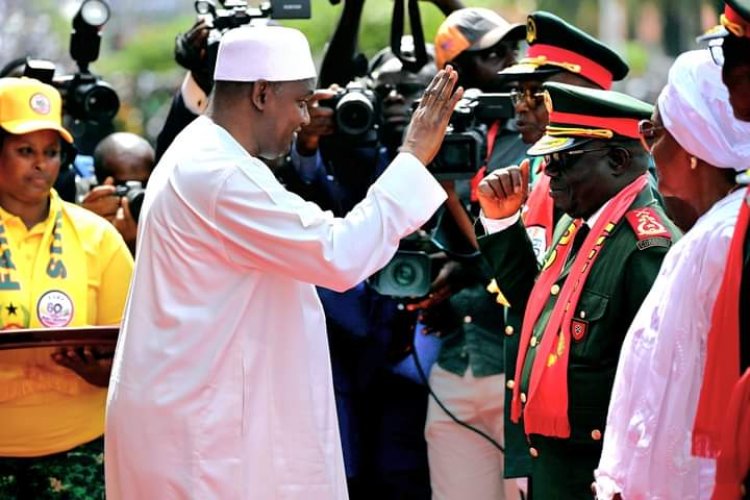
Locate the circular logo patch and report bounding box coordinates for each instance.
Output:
[29,93,51,115]
[37,290,74,328]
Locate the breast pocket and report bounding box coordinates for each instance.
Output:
[569,290,609,344]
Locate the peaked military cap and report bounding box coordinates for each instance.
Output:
[498,11,629,90]
[698,0,750,41]
[527,81,653,156]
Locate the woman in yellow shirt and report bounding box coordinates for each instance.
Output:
[0,77,133,498]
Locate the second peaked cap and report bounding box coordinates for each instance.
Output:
[499,11,629,90]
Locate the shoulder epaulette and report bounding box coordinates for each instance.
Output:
[625,207,673,250]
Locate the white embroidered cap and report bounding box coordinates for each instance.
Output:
[214,26,317,82]
[658,49,750,172]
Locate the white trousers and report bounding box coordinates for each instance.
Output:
[425,365,522,500]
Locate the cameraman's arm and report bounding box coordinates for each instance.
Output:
[318,0,366,88]
[155,74,208,162]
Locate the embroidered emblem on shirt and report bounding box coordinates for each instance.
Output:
[571,318,588,341]
[625,208,671,240]
[37,290,74,328]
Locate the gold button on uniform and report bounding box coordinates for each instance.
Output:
[504,325,514,336]
[550,284,560,296]
[580,311,586,319]
[463,315,472,324]
[591,429,602,441]
[520,392,527,403]
[529,447,539,458]
[506,379,515,390]
[530,337,538,347]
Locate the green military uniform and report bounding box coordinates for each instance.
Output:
[479,83,681,498]
[491,11,632,481]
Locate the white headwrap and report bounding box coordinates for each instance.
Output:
[658,50,750,171]
[214,26,317,82]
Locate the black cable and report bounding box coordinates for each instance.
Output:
[410,345,505,453]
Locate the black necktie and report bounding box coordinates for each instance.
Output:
[567,223,590,264]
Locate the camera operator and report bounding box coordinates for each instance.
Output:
[80,132,155,254]
[392,8,528,500]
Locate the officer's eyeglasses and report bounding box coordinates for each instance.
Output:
[638,119,665,154]
[543,147,613,170]
[510,88,546,109]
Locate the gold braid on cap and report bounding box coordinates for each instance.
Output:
[721,13,747,37]
[518,56,582,74]
[545,126,614,139]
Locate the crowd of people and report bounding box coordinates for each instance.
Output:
[0,0,748,499]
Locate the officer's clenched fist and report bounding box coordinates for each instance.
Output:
[476,159,531,220]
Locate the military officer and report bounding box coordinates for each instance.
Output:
[486,12,631,491]
[476,83,680,499]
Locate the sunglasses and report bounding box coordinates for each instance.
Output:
[510,88,546,109]
[543,147,613,170]
[638,119,665,154]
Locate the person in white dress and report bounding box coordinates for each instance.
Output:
[104,26,463,500]
[594,50,750,500]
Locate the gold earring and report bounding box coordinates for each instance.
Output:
[690,156,698,170]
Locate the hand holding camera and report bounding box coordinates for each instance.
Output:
[296,88,337,156]
[81,177,143,248]
[476,159,530,220]
[81,177,120,221]
[399,66,463,166]
[174,19,212,94]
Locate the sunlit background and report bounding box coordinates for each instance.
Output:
[0,0,725,143]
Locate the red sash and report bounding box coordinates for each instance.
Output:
[693,187,749,458]
[511,174,649,437]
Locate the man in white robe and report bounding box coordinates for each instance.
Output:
[104,26,462,499]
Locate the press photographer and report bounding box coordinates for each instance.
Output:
[80,132,155,254]
[156,0,311,160]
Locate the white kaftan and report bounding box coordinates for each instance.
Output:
[595,188,745,499]
[105,116,446,499]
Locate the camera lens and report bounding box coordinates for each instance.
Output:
[79,83,120,122]
[392,261,418,287]
[336,92,375,136]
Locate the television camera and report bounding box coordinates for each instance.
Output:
[429,89,516,180]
